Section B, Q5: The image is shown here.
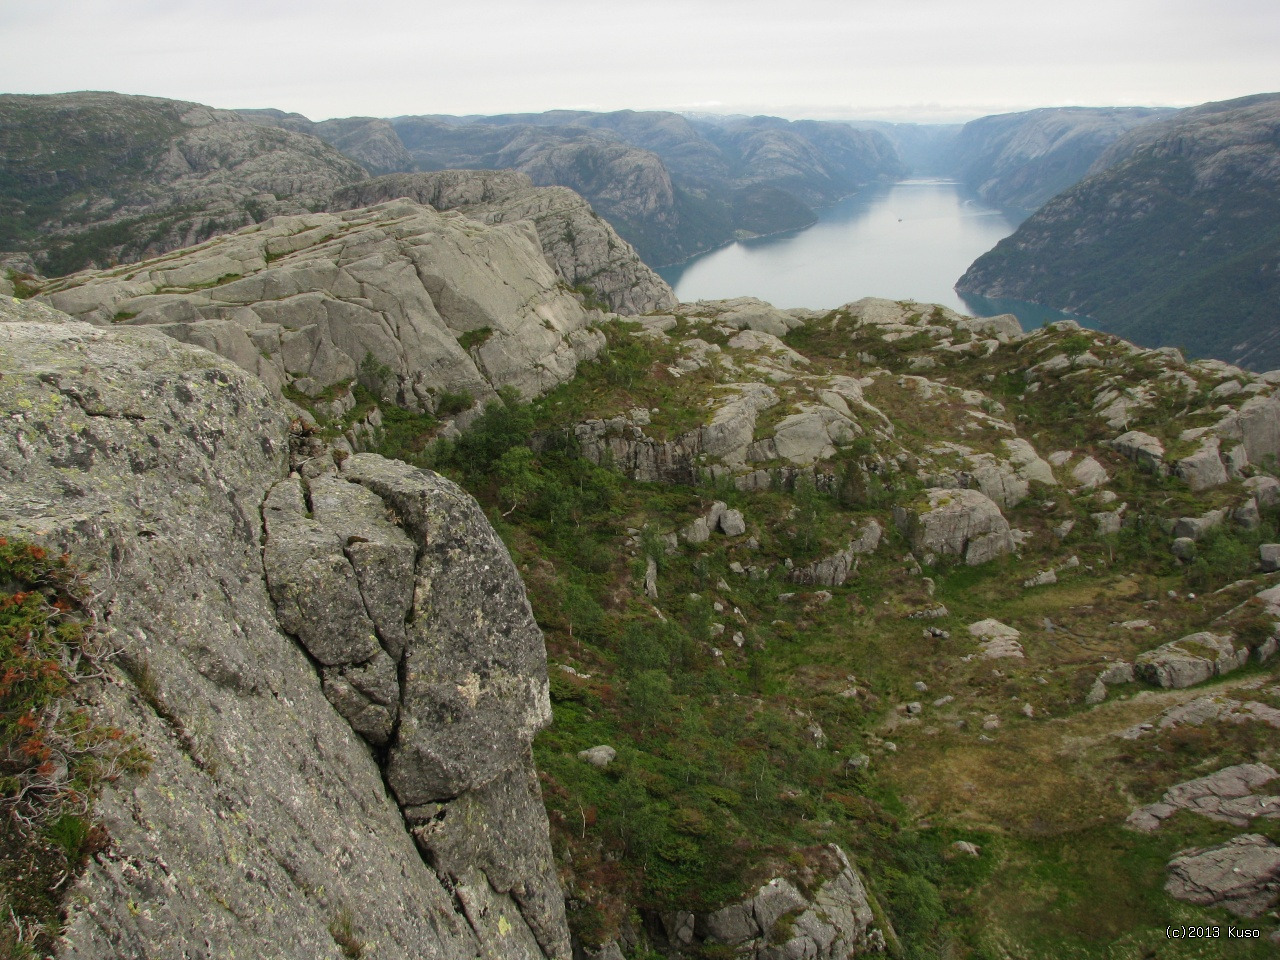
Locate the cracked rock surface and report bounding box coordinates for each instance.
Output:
[0,297,569,960]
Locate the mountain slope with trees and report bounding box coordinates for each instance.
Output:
[957,93,1280,369]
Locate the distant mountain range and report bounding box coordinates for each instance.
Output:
[241,108,908,266]
[5,89,1278,368]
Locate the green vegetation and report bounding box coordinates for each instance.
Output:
[351,310,1280,957]
[457,326,493,352]
[961,133,1280,368]
[0,537,148,958]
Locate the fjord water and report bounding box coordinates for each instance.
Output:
[659,179,1082,327]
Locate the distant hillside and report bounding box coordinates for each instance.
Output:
[383,110,905,265]
[0,92,366,275]
[947,106,1173,210]
[844,120,961,177]
[957,93,1280,369]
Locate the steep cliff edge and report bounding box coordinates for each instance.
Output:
[0,297,569,958]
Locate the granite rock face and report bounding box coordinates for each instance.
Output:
[39,200,604,412]
[0,298,568,960]
[894,489,1016,566]
[327,171,676,315]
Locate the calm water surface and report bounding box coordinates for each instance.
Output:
[658,180,1086,328]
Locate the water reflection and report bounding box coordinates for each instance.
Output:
[657,180,1089,331]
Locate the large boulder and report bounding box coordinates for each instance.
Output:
[0,298,569,959]
[894,488,1015,566]
[1110,430,1166,474]
[691,845,885,958]
[1134,631,1249,688]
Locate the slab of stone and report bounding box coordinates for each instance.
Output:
[1165,835,1280,918]
[1135,631,1248,688]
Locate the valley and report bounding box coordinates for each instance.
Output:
[2,85,1280,960]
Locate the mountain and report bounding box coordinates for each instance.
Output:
[9,90,1280,960]
[957,93,1280,368]
[0,93,673,315]
[844,121,962,177]
[239,107,415,175]
[13,207,1280,955]
[383,110,906,265]
[946,106,1173,210]
[0,92,367,275]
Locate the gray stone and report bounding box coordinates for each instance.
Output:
[1173,508,1226,541]
[644,556,659,599]
[1171,537,1197,560]
[0,299,569,959]
[894,488,1015,566]
[1128,764,1280,832]
[1135,631,1248,688]
[42,201,605,412]
[1165,835,1280,918]
[327,170,676,315]
[719,508,747,537]
[1022,569,1057,588]
[1245,475,1280,508]
[1070,455,1109,491]
[1175,438,1228,491]
[789,520,881,587]
[1092,508,1124,535]
[578,746,617,768]
[1261,544,1280,572]
[340,454,553,806]
[1099,661,1135,685]
[1235,498,1262,529]
[1111,430,1166,474]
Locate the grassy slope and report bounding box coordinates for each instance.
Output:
[307,307,1280,958]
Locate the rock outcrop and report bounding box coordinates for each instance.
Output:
[894,489,1015,566]
[1126,764,1280,832]
[0,298,569,959]
[651,845,885,959]
[1165,835,1280,918]
[327,171,676,315]
[38,200,604,412]
[1133,631,1250,689]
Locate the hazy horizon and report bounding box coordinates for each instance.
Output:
[2,1,1276,125]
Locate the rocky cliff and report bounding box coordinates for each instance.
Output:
[0,93,673,317]
[35,199,606,415]
[0,295,569,959]
[957,93,1280,368]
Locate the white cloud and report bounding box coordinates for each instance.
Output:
[1,0,1276,121]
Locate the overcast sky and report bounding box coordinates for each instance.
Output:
[2,0,1276,123]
